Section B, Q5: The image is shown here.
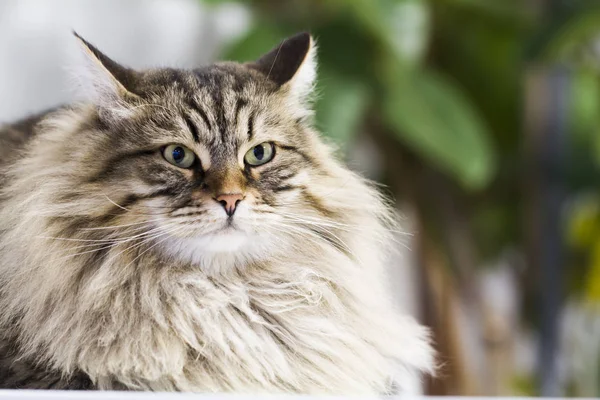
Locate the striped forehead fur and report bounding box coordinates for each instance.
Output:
[0,32,434,392]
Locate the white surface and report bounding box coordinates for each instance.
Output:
[0,392,323,400]
[0,393,598,400]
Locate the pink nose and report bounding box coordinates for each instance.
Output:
[215,193,244,216]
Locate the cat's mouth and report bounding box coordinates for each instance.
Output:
[159,204,260,259]
[214,215,242,233]
[225,217,236,228]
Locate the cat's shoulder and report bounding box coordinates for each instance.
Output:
[1,107,62,138]
[0,107,64,163]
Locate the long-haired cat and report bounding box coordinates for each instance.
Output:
[0,32,433,392]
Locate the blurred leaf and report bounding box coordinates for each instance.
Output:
[587,239,600,302]
[383,68,496,189]
[323,0,392,47]
[570,70,600,139]
[567,195,600,249]
[511,374,537,396]
[312,21,378,80]
[315,69,370,148]
[388,0,430,65]
[569,70,600,167]
[437,0,526,19]
[430,0,526,153]
[322,0,430,66]
[532,3,600,63]
[221,23,287,63]
[567,194,600,302]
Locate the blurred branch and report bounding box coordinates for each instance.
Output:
[524,67,569,397]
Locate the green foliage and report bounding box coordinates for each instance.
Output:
[383,67,495,189]
[314,67,370,148]
[511,374,538,397]
[567,195,600,302]
[569,70,600,167]
[532,1,600,65]
[221,24,287,62]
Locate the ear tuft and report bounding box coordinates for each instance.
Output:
[71,31,138,103]
[250,32,317,103]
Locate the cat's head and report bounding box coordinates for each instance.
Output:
[16,32,387,273]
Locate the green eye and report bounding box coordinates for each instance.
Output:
[163,144,196,169]
[244,142,275,166]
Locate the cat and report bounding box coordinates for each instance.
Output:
[0,32,434,392]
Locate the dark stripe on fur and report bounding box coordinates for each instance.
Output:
[234,98,248,130]
[185,114,200,143]
[301,188,336,219]
[87,149,158,183]
[306,226,352,260]
[189,100,212,132]
[115,188,180,211]
[208,79,227,145]
[273,185,298,192]
[248,111,255,141]
[277,144,314,165]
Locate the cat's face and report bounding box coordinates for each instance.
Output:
[59,33,340,270]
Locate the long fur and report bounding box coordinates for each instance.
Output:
[0,33,433,393]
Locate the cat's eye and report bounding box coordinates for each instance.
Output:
[162,144,196,169]
[244,143,274,167]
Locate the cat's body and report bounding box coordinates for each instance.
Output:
[0,33,433,393]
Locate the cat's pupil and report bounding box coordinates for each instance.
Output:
[253,145,264,160]
[172,147,185,163]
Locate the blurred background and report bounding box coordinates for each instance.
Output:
[1,0,600,396]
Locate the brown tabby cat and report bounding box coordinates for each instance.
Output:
[0,32,433,392]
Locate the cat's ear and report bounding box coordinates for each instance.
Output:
[72,31,139,103]
[250,32,317,103]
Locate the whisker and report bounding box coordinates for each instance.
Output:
[80,218,164,231]
[50,223,180,260]
[60,224,180,261]
[100,224,183,268]
[39,220,171,245]
[104,194,130,212]
[269,218,362,262]
[120,226,185,270]
[263,208,411,236]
